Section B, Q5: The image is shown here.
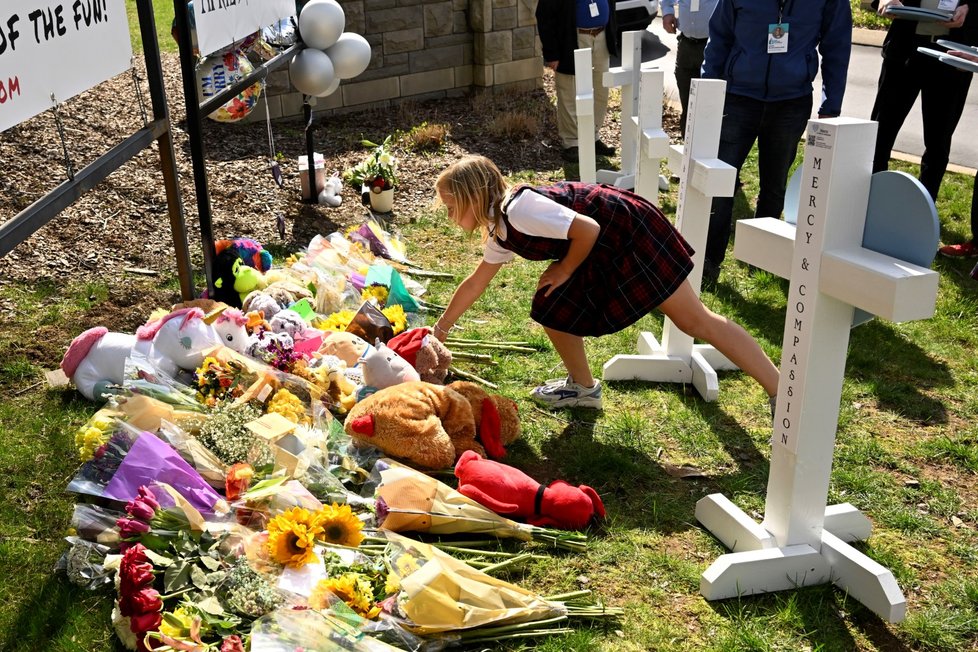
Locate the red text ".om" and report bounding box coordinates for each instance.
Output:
[0,76,21,103]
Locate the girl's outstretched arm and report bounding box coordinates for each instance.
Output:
[433,260,503,341]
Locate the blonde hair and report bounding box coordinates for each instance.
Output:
[435,155,510,240]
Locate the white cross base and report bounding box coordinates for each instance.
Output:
[695,118,940,624]
[603,79,737,401]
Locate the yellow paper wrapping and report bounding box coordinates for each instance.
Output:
[384,531,564,634]
[375,462,531,542]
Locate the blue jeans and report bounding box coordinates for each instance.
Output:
[706,93,812,267]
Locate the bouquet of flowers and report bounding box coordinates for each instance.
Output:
[343,136,398,193]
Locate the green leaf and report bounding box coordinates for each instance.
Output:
[199,554,222,571]
[142,548,175,567]
[164,562,191,593]
[190,564,209,590]
[195,595,225,616]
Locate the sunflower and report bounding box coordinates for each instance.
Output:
[382,304,407,334]
[309,573,380,618]
[266,507,323,568]
[315,504,365,548]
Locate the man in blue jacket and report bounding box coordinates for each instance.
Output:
[701,0,852,285]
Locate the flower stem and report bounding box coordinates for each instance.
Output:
[447,367,497,389]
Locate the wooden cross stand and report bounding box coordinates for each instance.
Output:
[695,118,940,623]
[603,79,738,401]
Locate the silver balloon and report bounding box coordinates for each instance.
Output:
[298,0,345,50]
[289,49,336,97]
[325,32,372,79]
[315,75,342,98]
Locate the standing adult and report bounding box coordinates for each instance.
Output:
[661,0,720,137]
[871,1,975,205]
[536,0,620,163]
[700,0,852,285]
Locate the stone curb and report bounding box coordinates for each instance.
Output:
[852,27,886,48]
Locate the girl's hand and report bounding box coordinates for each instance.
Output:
[537,262,572,297]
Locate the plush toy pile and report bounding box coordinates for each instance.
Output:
[55,224,610,651]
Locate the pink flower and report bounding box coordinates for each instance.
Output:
[136,486,160,511]
[117,516,151,539]
[220,635,245,652]
[126,498,156,522]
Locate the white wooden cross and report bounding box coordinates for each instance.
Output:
[695,118,940,623]
[603,79,738,401]
[574,30,649,186]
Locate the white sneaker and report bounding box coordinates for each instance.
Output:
[530,377,603,409]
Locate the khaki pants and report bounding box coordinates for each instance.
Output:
[555,30,611,149]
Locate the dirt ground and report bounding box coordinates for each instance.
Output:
[0,52,681,292]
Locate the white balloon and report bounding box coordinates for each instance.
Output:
[289,49,336,97]
[298,0,345,50]
[325,32,372,79]
[315,75,342,98]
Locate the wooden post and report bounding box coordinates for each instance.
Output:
[694,118,941,623]
[603,79,737,401]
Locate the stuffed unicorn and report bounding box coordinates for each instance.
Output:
[60,307,248,401]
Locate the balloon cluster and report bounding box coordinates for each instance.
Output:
[290,0,373,97]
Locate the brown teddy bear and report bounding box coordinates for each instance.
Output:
[343,380,520,470]
[387,327,452,384]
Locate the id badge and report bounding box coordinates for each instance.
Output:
[768,23,788,54]
[938,0,959,11]
[589,2,599,18]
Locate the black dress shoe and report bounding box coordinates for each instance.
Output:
[594,140,616,156]
[561,146,579,163]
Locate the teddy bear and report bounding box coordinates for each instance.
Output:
[453,450,606,531]
[318,172,343,207]
[387,327,452,384]
[343,380,520,470]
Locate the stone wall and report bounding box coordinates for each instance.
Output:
[257,0,543,121]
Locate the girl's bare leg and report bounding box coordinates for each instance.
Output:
[542,326,595,387]
[658,281,779,397]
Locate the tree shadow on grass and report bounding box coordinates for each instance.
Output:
[706,584,913,652]
[713,278,953,424]
[512,391,772,537]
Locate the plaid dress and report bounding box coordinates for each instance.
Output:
[496,183,694,336]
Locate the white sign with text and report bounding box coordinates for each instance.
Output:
[0,0,132,133]
[194,0,295,57]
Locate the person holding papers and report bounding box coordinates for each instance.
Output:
[870,0,977,202]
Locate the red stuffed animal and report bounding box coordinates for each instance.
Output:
[454,450,605,530]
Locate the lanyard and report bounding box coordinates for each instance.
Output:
[777,0,791,24]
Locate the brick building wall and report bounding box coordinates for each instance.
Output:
[257,0,543,120]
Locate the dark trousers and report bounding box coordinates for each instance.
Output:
[675,35,707,137]
[972,169,978,245]
[871,50,973,201]
[706,93,812,266]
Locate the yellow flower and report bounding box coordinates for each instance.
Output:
[76,424,109,461]
[315,503,365,548]
[267,507,324,568]
[267,388,306,423]
[382,304,407,334]
[315,309,355,332]
[361,285,390,307]
[159,606,196,640]
[383,572,401,596]
[309,573,379,618]
[394,553,421,577]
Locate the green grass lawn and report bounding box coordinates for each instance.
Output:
[1,4,976,651]
[127,0,176,54]
[1,153,976,650]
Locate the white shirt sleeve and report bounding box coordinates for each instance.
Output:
[505,190,577,239]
